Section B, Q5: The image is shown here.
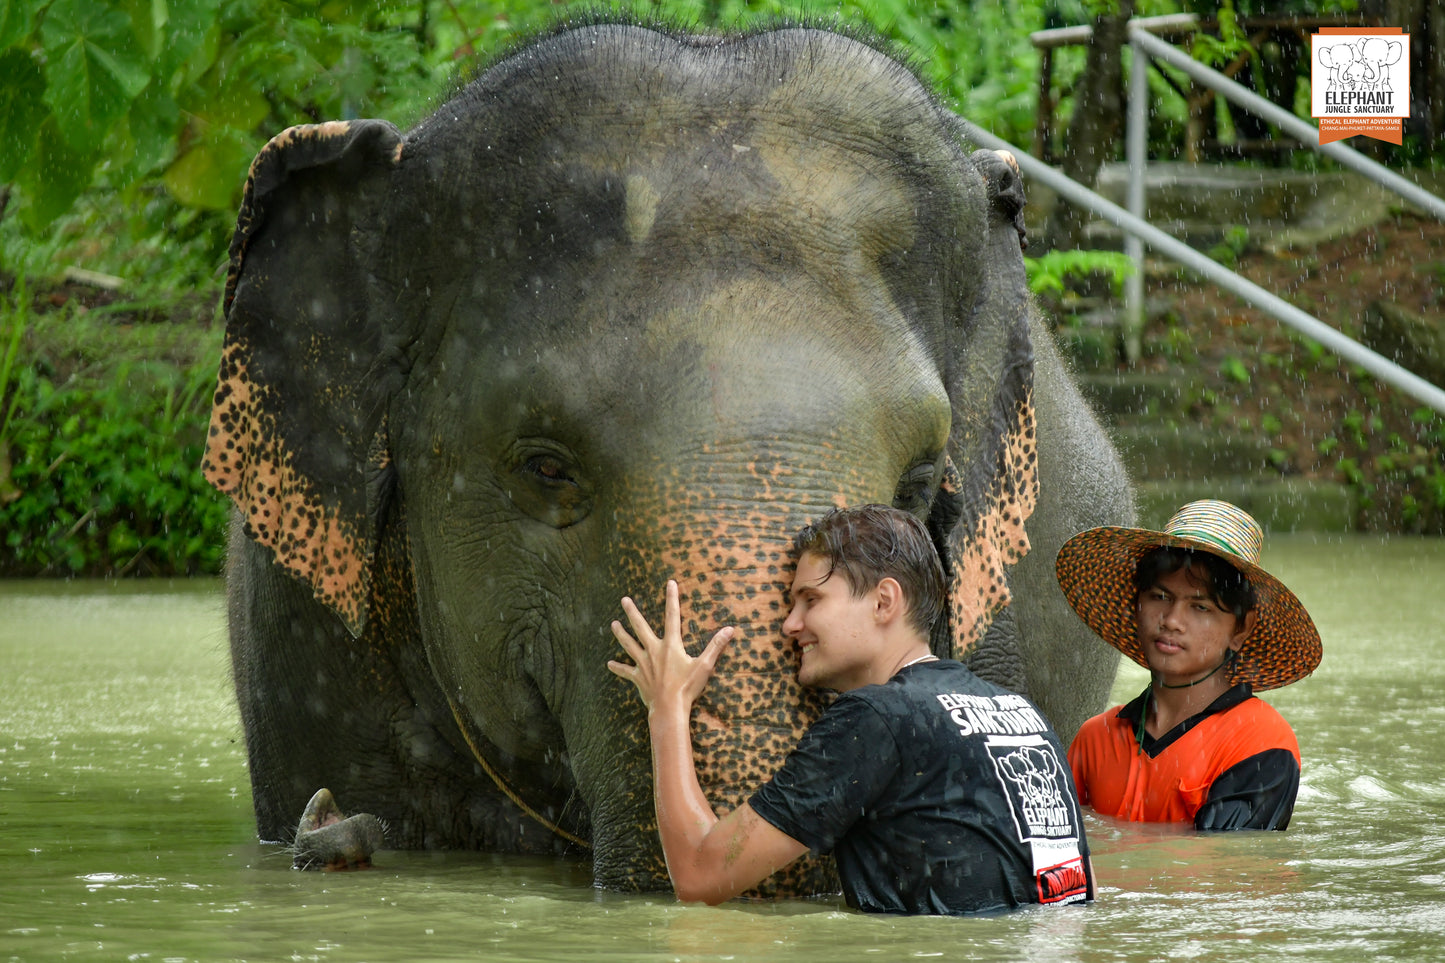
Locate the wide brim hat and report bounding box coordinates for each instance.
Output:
[1055,499,1322,691]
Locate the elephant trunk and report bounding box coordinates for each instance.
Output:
[589,465,854,895]
[683,550,838,897]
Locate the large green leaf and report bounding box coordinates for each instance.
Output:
[315,0,371,26]
[0,0,43,50]
[39,0,152,151]
[111,86,183,185]
[152,0,222,87]
[15,116,98,231]
[163,124,255,210]
[0,48,46,181]
[182,82,270,130]
[120,0,166,60]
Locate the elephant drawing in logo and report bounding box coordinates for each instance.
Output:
[204,19,1132,893]
[1350,37,1403,93]
[997,745,1067,813]
[1318,42,1361,91]
[1319,37,1403,94]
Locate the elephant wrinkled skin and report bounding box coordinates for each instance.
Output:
[205,20,1132,894]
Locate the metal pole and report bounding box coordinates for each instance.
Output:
[954,119,1445,415]
[1128,27,1445,222]
[1123,35,1150,364]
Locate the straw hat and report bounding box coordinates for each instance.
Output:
[1054,499,1322,691]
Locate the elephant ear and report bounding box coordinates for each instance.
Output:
[203,120,407,636]
[934,148,1039,659]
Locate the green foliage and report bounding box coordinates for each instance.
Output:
[1025,248,1136,296]
[1188,0,1252,70]
[3,0,445,235]
[0,288,227,576]
[0,277,24,445]
[1219,355,1250,384]
[1316,389,1445,532]
[1208,225,1251,268]
[1356,405,1445,531]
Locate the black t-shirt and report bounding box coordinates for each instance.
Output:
[749,659,1092,915]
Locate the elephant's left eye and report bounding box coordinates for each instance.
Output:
[523,454,577,486]
[505,441,593,528]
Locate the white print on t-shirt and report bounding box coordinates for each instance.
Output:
[935,691,1049,737]
[984,735,1087,903]
[983,734,1077,841]
[997,743,1066,814]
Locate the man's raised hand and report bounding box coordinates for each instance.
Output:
[607,579,735,713]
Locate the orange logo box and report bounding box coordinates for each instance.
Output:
[1311,27,1410,144]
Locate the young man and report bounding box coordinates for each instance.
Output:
[1056,499,1324,830]
[607,504,1092,914]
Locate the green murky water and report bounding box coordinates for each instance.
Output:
[2,534,1443,961]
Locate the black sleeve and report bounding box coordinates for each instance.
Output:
[1194,749,1300,831]
[749,696,899,855]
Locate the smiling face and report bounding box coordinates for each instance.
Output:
[1135,567,1255,687]
[782,552,888,693]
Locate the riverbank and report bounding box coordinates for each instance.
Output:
[1046,208,1445,535]
[0,276,226,577]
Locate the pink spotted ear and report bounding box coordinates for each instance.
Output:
[932,147,1043,656]
[202,120,406,636]
[939,399,1039,657]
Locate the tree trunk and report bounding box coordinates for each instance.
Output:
[1427,1,1444,141]
[1041,0,1136,254]
[1376,0,1442,144]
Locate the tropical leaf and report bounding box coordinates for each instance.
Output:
[163,125,256,209]
[15,117,98,229]
[0,0,43,50]
[112,87,184,185]
[0,47,46,181]
[152,0,223,87]
[39,0,152,151]
[119,0,166,60]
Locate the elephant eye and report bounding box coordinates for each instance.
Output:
[505,441,593,528]
[522,453,577,487]
[893,459,938,516]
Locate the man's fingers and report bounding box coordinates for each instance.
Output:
[697,625,736,673]
[605,658,636,681]
[620,596,657,643]
[610,620,646,664]
[665,579,680,638]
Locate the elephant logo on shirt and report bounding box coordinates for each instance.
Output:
[997,745,1066,812]
[988,737,1075,839]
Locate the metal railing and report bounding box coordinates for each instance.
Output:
[958,19,1445,416]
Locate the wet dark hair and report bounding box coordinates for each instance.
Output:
[791,504,946,636]
[1132,546,1257,624]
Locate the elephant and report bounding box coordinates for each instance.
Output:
[203,19,1132,894]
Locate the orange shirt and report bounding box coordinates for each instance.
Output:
[1067,690,1300,825]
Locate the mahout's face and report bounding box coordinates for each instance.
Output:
[1135,567,1252,685]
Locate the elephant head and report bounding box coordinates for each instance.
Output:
[1318,42,1360,89]
[1354,37,1403,88]
[205,23,1047,893]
